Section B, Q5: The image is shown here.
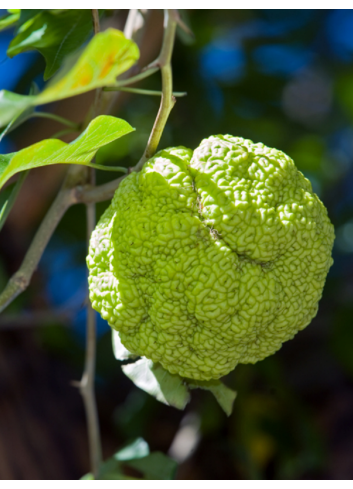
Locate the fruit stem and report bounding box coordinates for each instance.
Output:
[134,9,178,171]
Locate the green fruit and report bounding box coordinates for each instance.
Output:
[87,136,334,380]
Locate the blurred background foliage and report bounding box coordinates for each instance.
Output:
[0,8,353,480]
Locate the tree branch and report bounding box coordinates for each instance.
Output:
[0,179,78,314]
[79,300,102,479]
[77,175,126,204]
[79,186,102,478]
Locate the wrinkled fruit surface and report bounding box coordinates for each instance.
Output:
[87,135,335,380]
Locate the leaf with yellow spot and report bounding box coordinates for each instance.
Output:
[0,28,140,127]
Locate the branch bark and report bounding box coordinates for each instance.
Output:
[79,158,102,480]
[79,301,102,479]
[0,178,78,314]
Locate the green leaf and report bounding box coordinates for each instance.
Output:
[92,437,150,479]
[122,358,190,410]
[37,28,139,103]
[0,28,140,127]
[82,438,177,480]
[17,9,43,28]
[0,91,36,128]
[187,379,237,416]
[112,330,138,361]
[114,437,150,461]
[0,83,39,142]
[0,12,20,31]
[125,452,178,480]
[8,10,94,80]
[0,115,134,190]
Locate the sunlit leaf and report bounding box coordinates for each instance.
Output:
[121,357,236,414]
[8,10,94,80]
[0,11,20,31]
[0,28,140,127]
[0,115,134,190]
[187,379,237,416]
[122,358,190,410]
[112,330,138,361]
[38,28,139,103]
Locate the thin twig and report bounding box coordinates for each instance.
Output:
[79,301,102,478]
[91,9,102,118]
[79,181,102,478]
[114,67,159,87]
[103,86,186,97]
[76,9,103,480]
[77,175,126,204]
[91,8,100,34]
[172,9,194,37]
[32,111,81,130]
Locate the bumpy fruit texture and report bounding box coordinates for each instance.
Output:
[87,136,335,380]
